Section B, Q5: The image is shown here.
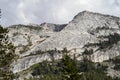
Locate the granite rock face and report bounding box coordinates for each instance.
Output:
[7,11,120,73]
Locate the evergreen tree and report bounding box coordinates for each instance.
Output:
[0,25,16,80]
[61,54,80,80]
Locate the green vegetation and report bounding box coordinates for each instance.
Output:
[0,25,16,80]
[108,56,120,71]
[60,54,80,80]
[13,32,21,36]
[88,25,114,35]
[84,33,120,51]
[24,48,68,58]
[9,24,43,31]
[22,53,119,80]
[62,47,69,53]
[82,48,93,55]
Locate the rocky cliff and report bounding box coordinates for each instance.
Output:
[7,11,120,74]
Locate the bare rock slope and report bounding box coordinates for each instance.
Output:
[8,11,120,73]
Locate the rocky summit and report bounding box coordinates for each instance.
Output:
[7,11,120,76]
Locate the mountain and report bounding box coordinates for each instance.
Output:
[7,11,120,78]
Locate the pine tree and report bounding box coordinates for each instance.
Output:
[61,54,80,80]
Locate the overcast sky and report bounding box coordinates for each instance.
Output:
[0,0,120,27]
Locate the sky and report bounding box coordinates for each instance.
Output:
[0,0,120,27]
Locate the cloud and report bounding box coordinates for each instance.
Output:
[0,0,120,27]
